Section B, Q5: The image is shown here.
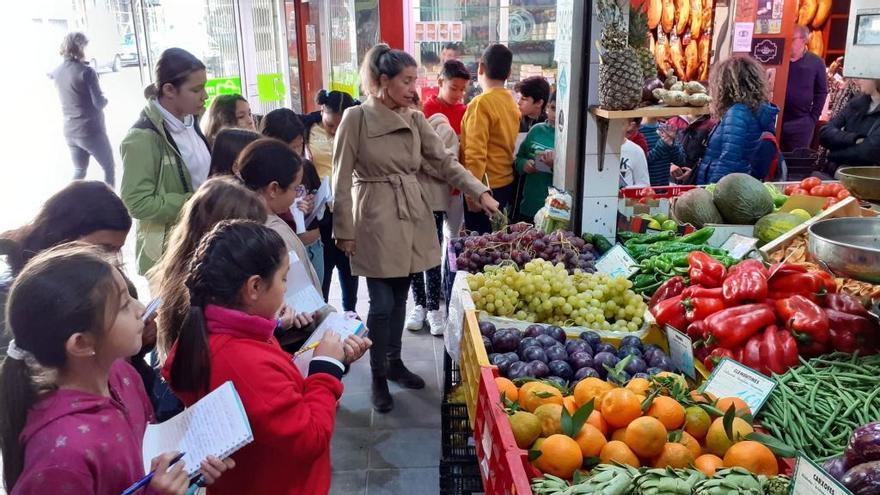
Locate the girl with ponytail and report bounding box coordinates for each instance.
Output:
[162,220,370,494]
[0,244,232,494]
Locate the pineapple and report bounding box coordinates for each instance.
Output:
[629,2,658,80]
[596,0,644,110]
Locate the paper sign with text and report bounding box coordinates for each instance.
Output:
[595,244,639,279]
[665,325,695,379]
[701,358,777,415]
[791,456,852,495]
[720,233,759,260]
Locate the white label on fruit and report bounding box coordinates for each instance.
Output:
[701,358,777,415]
[791,456,853,495]
[595,244,638,279]
[720,233,759,260]
[665,325,695,379]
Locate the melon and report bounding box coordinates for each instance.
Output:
[713,173,775,225]
[673,188,724,228]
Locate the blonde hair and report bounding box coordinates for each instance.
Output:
[709,56,770,118]
[59,32,88,61]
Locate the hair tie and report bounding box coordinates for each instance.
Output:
[6,340,32,361]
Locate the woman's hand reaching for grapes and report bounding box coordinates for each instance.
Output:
[478,192,500,217]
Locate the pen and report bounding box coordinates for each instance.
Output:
[293,341,320,357]
[121,451,185,495]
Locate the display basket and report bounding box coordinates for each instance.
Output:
[439,459,484,495]
[617,185,698,234]
[459,309,491,425]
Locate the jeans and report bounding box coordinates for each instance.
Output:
[67,132,115,186]
[305,237,325,287]
[320,212,359,312]
[410,212,444,311]
[366,276,411,375]
[464,182,515,234]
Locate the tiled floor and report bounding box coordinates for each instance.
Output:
[326,273,447,495]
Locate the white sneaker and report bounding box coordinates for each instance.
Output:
[405,305,426,331]
[427,309,445,336]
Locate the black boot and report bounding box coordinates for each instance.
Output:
[386,359,426,389]
[371,375,393,413]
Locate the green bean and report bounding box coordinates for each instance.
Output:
[864,386,880,419]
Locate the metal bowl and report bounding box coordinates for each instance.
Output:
[808,217,880,283]
[838,167,880,202]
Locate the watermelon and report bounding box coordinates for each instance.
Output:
[713,173,775,224]
[754,212,806,244]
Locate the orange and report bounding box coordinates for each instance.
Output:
[678,431,702,459]
[599,440,640,468]
[655,372,688,393]
[694,454,725,477]
[534,404,564,437]
[704,417,754,457]
[533,434,583,479]
[723,441,779,476]
[587,410,609,437]
[624,416,668,458]
[689,390,717,404]
[611,428,628,442]
[562,396,578,416]
[574,423,608,458]
[646,396,686,430]
[495,377,519,402]
[625,377,651,396]
[600,388,643,428]
[573,377,614,408]
[716,397,751,417]
[518,382,564,412]
[684,406,712,440]
[652,442,695,469]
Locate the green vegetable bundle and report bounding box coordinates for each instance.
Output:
[757,352,880,461]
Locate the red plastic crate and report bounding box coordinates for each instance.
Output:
[473,367,534,495]
[618,185,697,199]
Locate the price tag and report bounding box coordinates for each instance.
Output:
[700,358,777,415]
[665,325,695,379]
[595,243,639,279]
[791,456,853,495]
[720,233,759,260]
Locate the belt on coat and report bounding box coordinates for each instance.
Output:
[353,174,421,221]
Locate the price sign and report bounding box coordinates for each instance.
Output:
[700,358,777,414]
[720,233,759,260]
[791,456,853,495]
[665,325,695,379]
[595,244,639,279]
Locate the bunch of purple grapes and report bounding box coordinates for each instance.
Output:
[452,223,598,274]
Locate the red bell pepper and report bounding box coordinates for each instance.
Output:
[648,276,686,308]
[825,308,879,354]
[687,320,707,345]
[651,295,688,331]
[703,303,777,349]
[682,286,724,299]
[694,345,712,364]
[757,325,800,375]
[768,291,821,304]
[728,259,769,279]
[703,348,735,371]
[722,266,768,304]
[737,333,763,373]
[824,292,871,318]
[768,263,807,277]
[688,251,726,288]
[776,295,831,355]
[768,271,825,295]
[683,297,726,323]
[813,271,838,294]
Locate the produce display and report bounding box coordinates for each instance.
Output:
[485,324,671,385]
[673,174,776,227]
[596,0,644,111]
[469,262,648,329]
[782,176,851,209]
[824,422,880,495]
[642,0,713,82]
[652,73,712,107]
[758,353,880,463]
[798,0,832,57]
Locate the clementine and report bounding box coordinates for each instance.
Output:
[723,441,779,476]
[495,377,519,402]
[600,388,643,428]
[624,416,668,458]
[518,382,564,412]
[652,442,695,469]
[573,377,614,408]
[599,440,640,467]
[574,423,607,458]
[694,454,725,477]
[716,397,751,417]
[533,434,584,479]
[646,396,686,430]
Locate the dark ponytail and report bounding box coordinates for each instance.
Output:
[170,220,286,394]
[315,89,358,114]
[144,47,206,99]
[238,138,303,191]
[0,244,117,490]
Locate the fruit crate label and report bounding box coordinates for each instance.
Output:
[595,244,638,279]
[790,456,853,495]
[665,325,695,379]
[720,233,759,260]
[700,358,777,415]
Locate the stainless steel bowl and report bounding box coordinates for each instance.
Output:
[808,217,880,283]
[838,167,880,202]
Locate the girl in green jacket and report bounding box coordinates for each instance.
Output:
[514,91,556,221]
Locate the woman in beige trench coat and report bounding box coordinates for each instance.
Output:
[333,44,499,412]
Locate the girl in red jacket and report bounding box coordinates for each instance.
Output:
[163,220,371,494]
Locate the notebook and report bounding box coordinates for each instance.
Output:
[284,250,326,314]
[294,311,366,375]
[142,381,253,477]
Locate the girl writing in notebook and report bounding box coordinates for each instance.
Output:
[0,244,233,495]
[162,220,371,494]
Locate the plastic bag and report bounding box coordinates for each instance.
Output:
[534,187,573,233]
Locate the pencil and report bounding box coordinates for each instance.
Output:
[294,341,320,357]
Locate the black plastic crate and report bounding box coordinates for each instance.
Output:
[443,351,461,397]
[442,401,476,460]
[439,458,484,495]
[783,149,819,181]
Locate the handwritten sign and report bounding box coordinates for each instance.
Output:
[701,358,776,414]
[733,22,755,52]
[720,233,759,260]
[665,325,695,379]
[791,456,853,495]
[595,244,639,279]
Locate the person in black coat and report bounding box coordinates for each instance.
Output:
[50,32,116,185]
[819,79,880,175]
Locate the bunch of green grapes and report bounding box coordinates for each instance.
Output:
[467,259,647,331]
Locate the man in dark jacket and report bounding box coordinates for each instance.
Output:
[51,32,115,185]
[819,79,880,172]
[781,25,828,152]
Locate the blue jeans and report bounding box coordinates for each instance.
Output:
[305,237,325,287]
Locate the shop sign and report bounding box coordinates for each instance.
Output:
[701,358,777,415]
[733,22,755,52]
[595,244,638,279]
[665,325,695,379]
[256,73,286,103]
[791,456,853,495]
[752,37,785,65]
